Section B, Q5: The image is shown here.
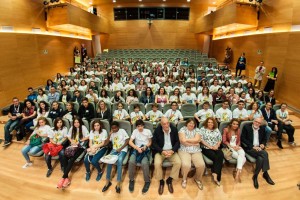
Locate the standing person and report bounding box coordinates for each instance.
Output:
[200,117,224,186]
[57,117,89,189]
[44,118,68,177]
[3,97,24,147]
[21,117,52,168]
[152,117,181,195]
[128,120,152,194]
[81,44,87,62]
[241,118,275,189]
[254,61,266,89]
[236,53,246,77]
[178,119,205,190]
[84,120,108,182]
[222,119,246,182]
[264,67,278,92]
[102,121,129,193]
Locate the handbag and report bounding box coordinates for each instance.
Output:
[222,147,233,161]
[42,143,63,157]
[100,154,119,164]
[30,134,42,147]
[65,145,79,158]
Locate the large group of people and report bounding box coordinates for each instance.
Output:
[2,55,296,194]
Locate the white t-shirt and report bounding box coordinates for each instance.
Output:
[110,128,129,152]
[169,95,181,104]
[113,109,129,120]
[276,109,288,119]
[124,84,136,92]
[198,93,213,105]
[174,85,186,94]
[164,86,173,94]
[86,93,98,103]
[164,109,183,124]
[130,111,144,124]
[34,125,53,137]
[48,127,68,144]
[182,93,197,104]
[195,109,215,122]
[233,108,249,119]
[146,110,163,122]
[89,129,108,145]
[209,85,220,93]
[111,83,124,91]
[78,85,88,91]
[216,108,232,122]
[229,79,237,85]
[131,128,153,147]
[67,125,89,143]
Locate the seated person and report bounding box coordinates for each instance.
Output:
[102,121,129,193]
[130,104,146,125]
[232,100,249,121]
[140,87,155,105]
[212,88,226,107]
[194,101,214,124]
[181,87,197,104]
[164,102,183,125]
[59,89,71,104]
[145,103,163,125]
[113,102,130,120]
[276,103,296,146]
[128,120,152,194]
[261,102,283,148]
[27,87,37,102]
[241,118,275,189]
[152,117,181,195]
[47,87,60,105]
[48,101,63,121]
[71,90,83,104]
[78,98,95,122]
[85,88,99,104]
[215,100,232,123]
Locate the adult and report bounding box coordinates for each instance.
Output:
[3,97,24,147]
[276,103,296,146]
[152,117,181,195]
[178,119,205,190]
[47,87,60,105]
[78,98,96,122]
[264,67,278,92]
[241,118,275,189]
[200,117,224,186]
[236,52,246,77]
[222,119,246,182]
[254,61,266,89]
[140,87,155,105]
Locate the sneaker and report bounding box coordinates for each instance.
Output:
[96,172,103,181]
[85,172,91,182]
[289,142,297,146]
[181,180,187,189]
[46,169,53,177]
[22,162,32,169]
[62,178,71,188]
[2,141,11,147]
[142,182,151,194]
[57,178,65,189]
[129,180,135,193]
[194,179,203,190]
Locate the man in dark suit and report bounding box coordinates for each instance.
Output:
[241,118,275,189]
[152,117,181,195]
[261,102,283,148]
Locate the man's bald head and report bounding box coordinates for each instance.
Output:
[161,116,170,132]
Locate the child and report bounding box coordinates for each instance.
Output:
[164,102,183,125]
[164,81,173,94]
[128,120,152,194]
[84,120,108,182]
[113,102,130,120]
[102,121,129,193]
[130,104,146,125]
[145,103,163,125]
[21,117,52,168]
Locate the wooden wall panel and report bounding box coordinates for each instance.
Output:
[0,33,92,109]
[211,32,300,110]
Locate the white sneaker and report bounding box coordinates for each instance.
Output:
[22,162,32,169]
[181,180,187,189]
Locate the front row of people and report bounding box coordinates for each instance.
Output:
[20,116,275,194]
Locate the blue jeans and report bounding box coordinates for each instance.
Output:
[105,150,127,182]
[21,145,42,162]
[45,149,65,170]
[84,147,107,173]
[4,119,20,142]
[265,126,272,143]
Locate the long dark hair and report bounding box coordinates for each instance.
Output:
[53,117,66,131]
[92,119,103,133]
[38,101,49,114]
[71,117,84,140]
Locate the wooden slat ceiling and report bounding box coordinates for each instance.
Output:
[78,0,216,6]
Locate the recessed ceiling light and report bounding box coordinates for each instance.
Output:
[139,0,142,1]
[113,0,116,3]
[187,0,191,2]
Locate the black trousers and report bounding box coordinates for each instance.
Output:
[246,149,270,176]
[283,124,295,142]
[268,122,283,140]
[62,148,85,178]
[202,148,224,181]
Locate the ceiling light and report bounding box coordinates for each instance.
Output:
[187,0,191,2]
[113,0,116,3]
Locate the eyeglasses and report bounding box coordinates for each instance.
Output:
[253,121,261,125]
